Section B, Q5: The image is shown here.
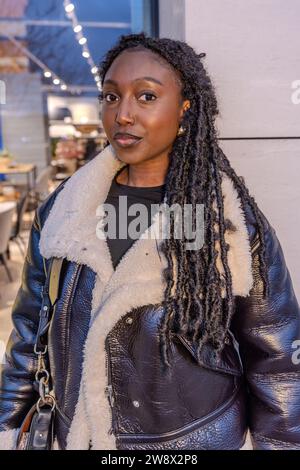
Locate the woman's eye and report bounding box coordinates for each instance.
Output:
[103,93,118,102]
[102,92,156,103]
[139,92,157,102]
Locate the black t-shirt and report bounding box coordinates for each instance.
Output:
[103,168,166,269]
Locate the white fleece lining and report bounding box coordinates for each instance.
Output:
[216,174,254,297]
[240,430,253,450]
[0,428,19,450]
[38,143,254,450]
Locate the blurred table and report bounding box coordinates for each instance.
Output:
[0,194,20,203]
[0,201,17,213]
[0,163,37,192]
[0,185,21,203]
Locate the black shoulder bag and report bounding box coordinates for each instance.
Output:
[16,257,65,450]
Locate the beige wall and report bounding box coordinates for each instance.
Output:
[159,0,300,297]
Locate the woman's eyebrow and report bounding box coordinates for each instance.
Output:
[103,76,164,86]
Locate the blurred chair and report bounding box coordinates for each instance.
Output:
[0,202,16,282]
[6,166,54,210]
[7,193,29,258]
[34,165,53,201]
[25,165,54,211]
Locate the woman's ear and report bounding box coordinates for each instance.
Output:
[179,99,190,120]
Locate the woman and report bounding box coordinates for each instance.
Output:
[1,32,300,450]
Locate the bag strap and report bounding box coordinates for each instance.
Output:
[35,257,64,351]
[33,257,65,410]
[17,257,65,450]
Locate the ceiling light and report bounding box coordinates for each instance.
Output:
[73,25,82,33]
[65,3,74,13]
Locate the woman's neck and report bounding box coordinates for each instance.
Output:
[117,158,169,187]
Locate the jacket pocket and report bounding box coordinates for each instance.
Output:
[173,329,243,376]
[116,381,246,449]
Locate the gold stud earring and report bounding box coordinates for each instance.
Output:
[177,125,185,136]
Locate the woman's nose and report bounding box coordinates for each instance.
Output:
[115,99,135,125]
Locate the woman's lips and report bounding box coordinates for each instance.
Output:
[114,136,143,148]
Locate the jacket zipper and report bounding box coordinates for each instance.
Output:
[251,233,260,254]
[105,340,116,435]
[61,263,82,408]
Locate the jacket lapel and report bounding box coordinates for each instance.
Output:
[39,143,253,299]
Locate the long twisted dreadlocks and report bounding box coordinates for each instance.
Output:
[98,32,269,369]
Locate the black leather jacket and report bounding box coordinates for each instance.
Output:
[1,180,300,450]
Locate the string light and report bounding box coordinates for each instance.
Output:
[3,32,72,93]
[64,3,74,13]
[4,3,99,95]
[63,0,101,91]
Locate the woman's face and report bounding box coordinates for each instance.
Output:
[101,48,190,166]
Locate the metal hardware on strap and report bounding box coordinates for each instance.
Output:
[34,257,65,410]
[17,258,64,450]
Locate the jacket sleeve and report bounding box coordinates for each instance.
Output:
[232,207,300,450]
[0,208,46,449]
